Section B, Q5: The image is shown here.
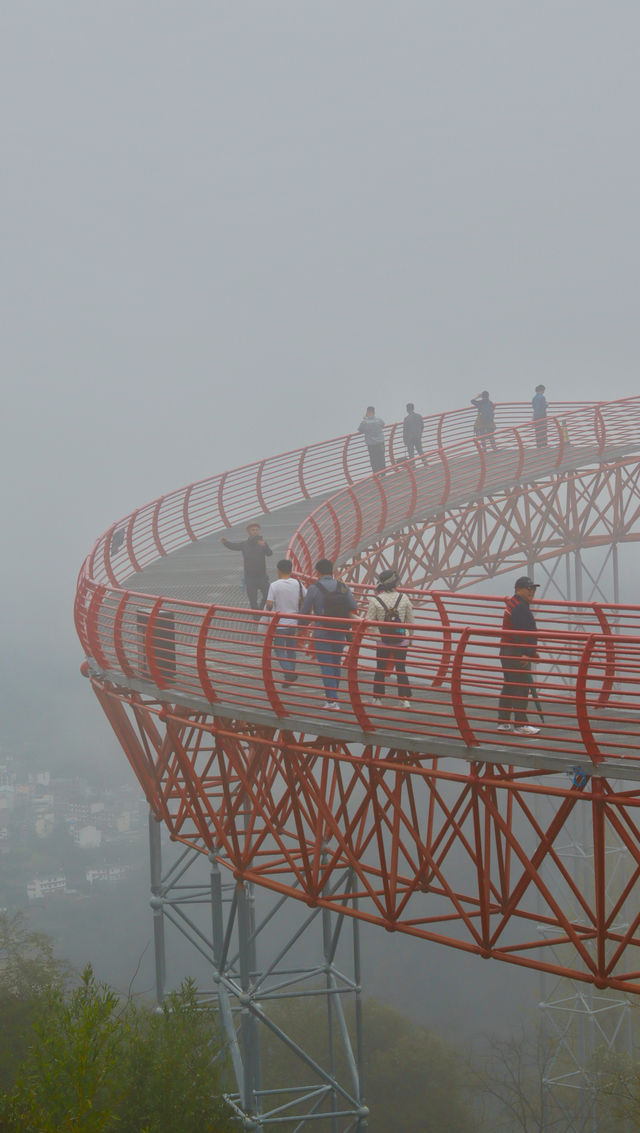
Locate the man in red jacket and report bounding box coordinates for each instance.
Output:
[497,576,540,736]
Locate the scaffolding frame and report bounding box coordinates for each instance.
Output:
[149,816,369,1131]
[536,544,634,1132]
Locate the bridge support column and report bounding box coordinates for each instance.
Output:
[149,826,368,1131]
[537,800,633,1131]
[148,811,166,1005]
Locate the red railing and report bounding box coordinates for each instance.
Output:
[288,399,640,571]
[75,397,640,772]
[82,399,600,589]
[78,592,640,771]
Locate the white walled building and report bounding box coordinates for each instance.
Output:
[27,874,67,900]
[74,824,102,849]
[85,865,126,885]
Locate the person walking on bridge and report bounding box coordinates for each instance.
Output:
[497,576,540,736]
[366,569,414,708]
[301,559,358,709]
[221,522,272,613]
[265,559,306,687]
[358,406,386,473]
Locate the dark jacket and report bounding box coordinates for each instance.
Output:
[532,392,548,419]
[499,594,537,659]
[471,396,495,432]
[301,576,358,631]
[222,535,272,578]
[403,410,424,444]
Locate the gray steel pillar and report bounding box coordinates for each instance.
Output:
[148,811,166,1005]
[210,850,245,1107]
[574,548,584,603]
[152,834,368,1130]
[612,542,620,605]
[237,878,262,1124]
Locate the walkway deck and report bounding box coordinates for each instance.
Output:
[103,440,640,784]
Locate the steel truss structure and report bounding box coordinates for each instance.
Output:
[91,683,640,992]
[337,460,640,594]
[148,817,368,1130]
[76,398,640,1130]
[534,768,635,1131]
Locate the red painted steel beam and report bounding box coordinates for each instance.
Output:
[76,397,640,994]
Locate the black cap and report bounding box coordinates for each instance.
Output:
[515,576,539,590]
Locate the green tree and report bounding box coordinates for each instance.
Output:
[602,1049,640,1129]
[261,994,475,1132]
[363,1000,474,1133]
[0,909,63,998]
[0,910,67,1093]
[0,962,233,1132]
[2,965,124,1133]
[119,980,233,1133]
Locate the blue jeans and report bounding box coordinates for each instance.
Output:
[314,631,347,701]
[275,627,298,675]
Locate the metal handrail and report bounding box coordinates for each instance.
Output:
[80,591,640,771]
[288,400,640,573]
[74,397,640,771]
[82,399,601,588]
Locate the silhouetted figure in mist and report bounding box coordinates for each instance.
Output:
[471,391,497,452]
[403,403,424,460]
[358,406,386,473]
[532,384,548,447]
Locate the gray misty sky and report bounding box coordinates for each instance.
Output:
[1,3,639,679]
[1,0,639,1034]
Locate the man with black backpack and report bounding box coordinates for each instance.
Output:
[365,569,414,707]
[301,558,358,710]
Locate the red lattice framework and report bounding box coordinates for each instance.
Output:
[76,398,640,991]
[339,459,640,592]
[88,687,640,993]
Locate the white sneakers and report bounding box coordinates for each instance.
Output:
[371,698,410,708]
[323,701,340,711]
[498,722,540,736]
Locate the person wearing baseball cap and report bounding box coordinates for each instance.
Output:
[497,576,540,735]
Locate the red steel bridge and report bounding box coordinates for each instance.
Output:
[75,397,640,1125]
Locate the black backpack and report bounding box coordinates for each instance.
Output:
[375,594,404,638]
[315,580,352,619]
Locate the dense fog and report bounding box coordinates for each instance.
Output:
[2,0,639,1094]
